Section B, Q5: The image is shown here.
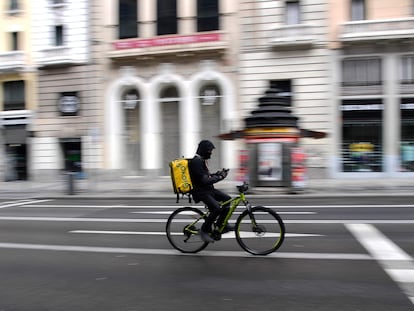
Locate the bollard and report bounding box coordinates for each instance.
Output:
[67,172,75,195]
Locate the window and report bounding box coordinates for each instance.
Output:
[3,81,25,111]
[400,56,414,84]
[119,0,138,39]
[197,0,219,32]
[9,0,19,11]
[157,0,177,35]
[286,1,300,25]
[351,0,365,21]
[11,32,19,50]
[270,80,292,96]
[400,98,414,171]
[341,99,383,172]
[342,58,381,86]
[55,25,64,46]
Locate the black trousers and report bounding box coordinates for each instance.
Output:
[197,189,231,232]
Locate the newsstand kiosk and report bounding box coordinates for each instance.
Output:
[222,87,310,192]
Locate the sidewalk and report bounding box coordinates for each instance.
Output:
[2,175,414,199]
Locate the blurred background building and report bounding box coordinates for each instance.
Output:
[1,0,414,183]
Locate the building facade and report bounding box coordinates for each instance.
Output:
[0,0,37,181]
[239,0,331,179]
[29,0,102,181]
[103,0,240,176]
[330,0,414,178]
[3,0,414,183]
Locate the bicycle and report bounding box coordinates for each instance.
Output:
[165,182,285,255]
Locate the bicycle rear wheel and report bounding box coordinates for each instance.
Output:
[235,206,285,255]
[165,207,209,253]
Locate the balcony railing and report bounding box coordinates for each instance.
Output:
[340,18,414,42]
[108,31,228,59]
[0,51,26,72]
[37,46,76,67]
[269,24,317,48]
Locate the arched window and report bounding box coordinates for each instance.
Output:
[197,0,219,32]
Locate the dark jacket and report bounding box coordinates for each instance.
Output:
[189,140,223,202]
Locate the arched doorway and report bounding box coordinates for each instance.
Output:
[160,85,180,175]
[122,88,141,174]
[199,83,221,170]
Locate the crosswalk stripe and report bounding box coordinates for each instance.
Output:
[346,224,414,305]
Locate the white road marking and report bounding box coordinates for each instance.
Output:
[131,211,316,215]
[385,269,414,283]
[0,199,52,209]
[69,230,322,238]
[0,242,372,260]
[346,224,414,305]
[346,224,411,261]
[0,216,412,224]
[19,204,414,209]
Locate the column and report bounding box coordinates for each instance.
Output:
[383,53,399,174]
[178,0,195,34]
[140,0,156,37]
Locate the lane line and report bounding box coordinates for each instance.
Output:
[0,199,52,209]
[346,224,414,305]
[0,242,372,260]
[69,230,323,238]
[0,216,412,224]
[19,204,414,209]
[130,211,316,215]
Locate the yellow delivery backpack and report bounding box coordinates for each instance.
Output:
[169,158,193,202]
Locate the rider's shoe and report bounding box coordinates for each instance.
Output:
[199,229,215,243]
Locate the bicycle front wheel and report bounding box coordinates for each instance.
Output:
[165,207,209,253]
[235,206,285,255]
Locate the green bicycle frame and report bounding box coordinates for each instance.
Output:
[216,192,256,233]
[183,191,257,239]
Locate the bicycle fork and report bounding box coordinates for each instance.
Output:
[244,200,260,232]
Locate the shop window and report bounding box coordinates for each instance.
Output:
[197,0,219,32]
[341,100,383,172]
[400,99,414,171]
[351,0,365,21]
[119,0,138,39]
[157,0,177,35]
[286,0,300,25]
[3,80,25,111]
[55,25,64,46]
[342,58,381,86]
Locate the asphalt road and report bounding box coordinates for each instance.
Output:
[0,196,412,311]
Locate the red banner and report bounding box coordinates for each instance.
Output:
[113,33,221,50]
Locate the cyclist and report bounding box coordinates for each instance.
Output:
[189,139,233,243]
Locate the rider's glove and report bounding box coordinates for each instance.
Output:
[219,168,229,180]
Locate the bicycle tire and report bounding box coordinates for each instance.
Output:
[235,206,285,255]
[165,206,209,253]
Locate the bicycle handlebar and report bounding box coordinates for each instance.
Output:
[236,182,249,193]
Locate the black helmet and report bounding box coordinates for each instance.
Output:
[196,140,215,159]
